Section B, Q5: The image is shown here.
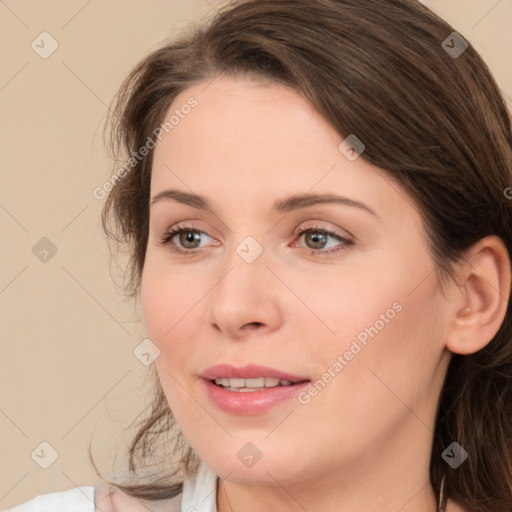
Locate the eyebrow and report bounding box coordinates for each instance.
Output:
[150,189,380,219]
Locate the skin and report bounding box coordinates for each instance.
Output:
[140,75,511,512]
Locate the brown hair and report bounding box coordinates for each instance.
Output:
[91,0,512,510]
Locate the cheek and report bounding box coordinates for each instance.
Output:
[140,260,208,397]
[319,269,445,430]
[280,263,399,346]
[141,267,200,419]
[141,269,170,345]
[300,251,444,400]
[365,284,445,386]
[140,259,199,346]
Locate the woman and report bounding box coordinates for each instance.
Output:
[8,0,512,511]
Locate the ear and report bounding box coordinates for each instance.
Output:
[445,235,511,355]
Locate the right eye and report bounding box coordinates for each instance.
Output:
[159,225,217,254]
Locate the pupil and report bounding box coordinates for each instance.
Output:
[307,232,326,248]
[182,231,199,247]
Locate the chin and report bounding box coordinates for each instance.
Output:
[202,446,305,487]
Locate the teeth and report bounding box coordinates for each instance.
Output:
[213,377,294,390]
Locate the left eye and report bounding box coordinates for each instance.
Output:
[293,227,353,255]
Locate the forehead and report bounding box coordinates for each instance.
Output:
[149,75,417,225]
[153,74,341,172]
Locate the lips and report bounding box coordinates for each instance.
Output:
[200,364,311,414]
[200,363,310,383]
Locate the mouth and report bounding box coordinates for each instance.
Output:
[209,376,310,392]
[201,364,310,386]
[200,366,312,414]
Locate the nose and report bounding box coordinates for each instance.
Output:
[206,248,283,340]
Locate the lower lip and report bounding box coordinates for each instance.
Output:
[202,379,310,415]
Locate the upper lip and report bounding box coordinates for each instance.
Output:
[201,364,310,383]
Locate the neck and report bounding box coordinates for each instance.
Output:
[217,473,438,512]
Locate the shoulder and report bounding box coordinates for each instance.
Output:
[5,484,182,512]
[94,482,182,512]
[6,486,95,511]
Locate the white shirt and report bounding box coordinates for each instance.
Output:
[6,460,219,512]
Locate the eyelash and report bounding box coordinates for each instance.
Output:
[158,224,353,257]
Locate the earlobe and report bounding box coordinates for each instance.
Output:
[445,235,511,355]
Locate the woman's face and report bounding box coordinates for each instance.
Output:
[141,75,453,489]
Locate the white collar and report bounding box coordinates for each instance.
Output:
[181,460,219,512]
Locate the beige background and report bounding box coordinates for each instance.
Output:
[1,0,511,509]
